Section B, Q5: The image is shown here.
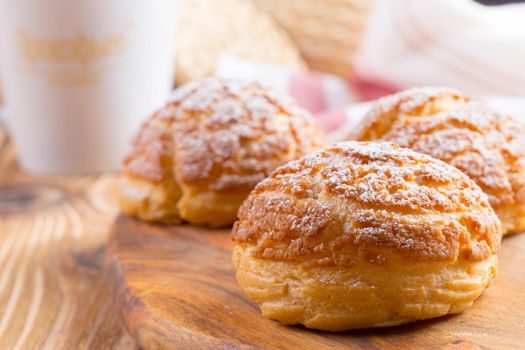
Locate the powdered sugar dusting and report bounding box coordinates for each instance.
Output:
[369,87,464,116]
[123,78,325,193]
[123,114,174,181]
[354,88,525,209]
[233,141,501,265]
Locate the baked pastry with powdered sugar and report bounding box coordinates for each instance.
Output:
[350,87,525,236]
[233,141,501,330]
[120,78,325,227]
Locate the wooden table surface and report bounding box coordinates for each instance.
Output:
[107,215,525,350]
[0,128,136,350]
[2,121,524,349]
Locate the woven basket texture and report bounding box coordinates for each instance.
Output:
[175,0,306,84]
[251,0,374,77]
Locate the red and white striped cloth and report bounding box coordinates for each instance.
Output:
[215,0,525,137]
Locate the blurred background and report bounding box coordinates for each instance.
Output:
[0,0,524,174]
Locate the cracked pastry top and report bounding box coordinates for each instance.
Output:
[120,78,326,227]
[232,141,501,331]
[234,141,501,265]
[350,87,525,235]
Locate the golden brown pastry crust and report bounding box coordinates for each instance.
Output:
[350,87,525,235]
[232,141,501,330]
[120,78,325,227]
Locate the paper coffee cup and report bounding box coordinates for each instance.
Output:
[0,0,178,173]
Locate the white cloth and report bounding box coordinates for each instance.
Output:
[354,0,525,96]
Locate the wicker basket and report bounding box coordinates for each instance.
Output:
[251,0,374,77]
[175,0,306,85]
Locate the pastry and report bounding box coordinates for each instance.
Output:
[350,87,525,236]
[232,141,501,331]
[120,78,325,227]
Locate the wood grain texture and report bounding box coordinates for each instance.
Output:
[108,214,525,350]
[0,131,136,350]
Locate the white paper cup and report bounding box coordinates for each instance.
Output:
[0,0,178,173]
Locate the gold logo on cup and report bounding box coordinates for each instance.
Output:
[15,25,132,86]
[17,29,129,65]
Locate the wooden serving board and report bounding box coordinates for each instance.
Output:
[107,215,525,350]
